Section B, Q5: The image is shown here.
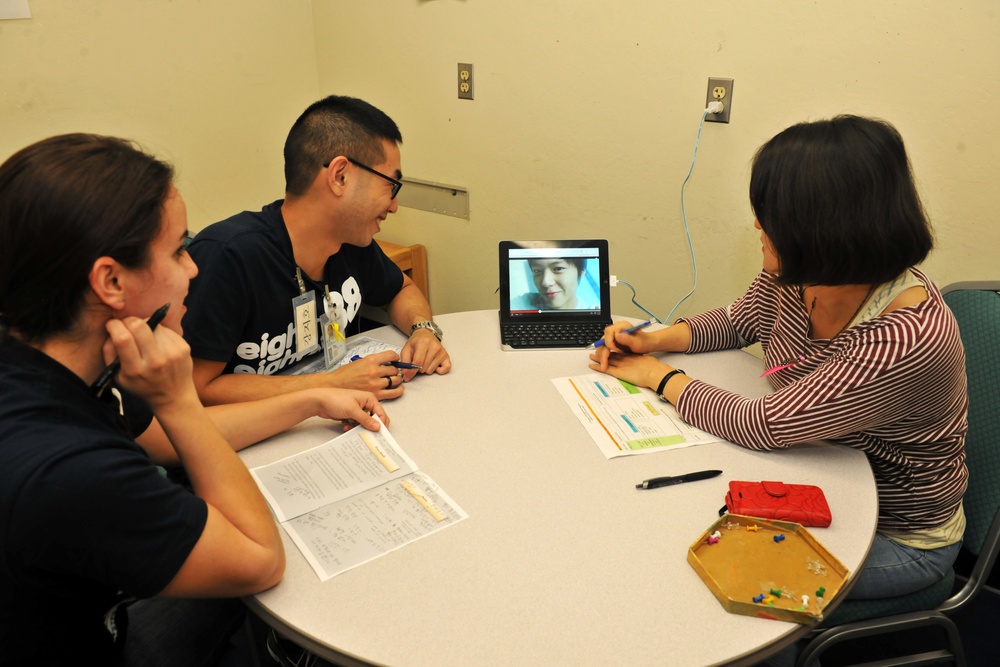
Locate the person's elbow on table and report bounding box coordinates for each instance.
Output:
[159,509,286,598]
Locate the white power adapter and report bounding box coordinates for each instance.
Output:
[707,101,724,115]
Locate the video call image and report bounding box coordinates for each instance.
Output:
[507,252,601,313]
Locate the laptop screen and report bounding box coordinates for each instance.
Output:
[499,240,611,322]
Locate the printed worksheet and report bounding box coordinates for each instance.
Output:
[553,373,722,458]
[250,420,467,580]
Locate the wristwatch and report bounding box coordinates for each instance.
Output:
[410,320,443,341]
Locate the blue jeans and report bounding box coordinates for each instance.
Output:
[758,536,961,667]
[847,533,961,599]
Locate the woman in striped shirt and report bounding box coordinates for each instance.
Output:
[591,115,967,601]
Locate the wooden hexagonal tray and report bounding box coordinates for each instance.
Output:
[687,513,849,624]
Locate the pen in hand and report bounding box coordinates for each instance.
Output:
[349,355,421,370]
[592,320,652,348]
[387,361,421,370]
[91,303,171,397]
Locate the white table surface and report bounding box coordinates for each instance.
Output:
[240,310,877,667]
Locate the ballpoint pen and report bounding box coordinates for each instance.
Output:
[386,361,421,370]
[635,469,722,490]
[592,320,652,348]
[350,355,421,370]
[91,303,171,397]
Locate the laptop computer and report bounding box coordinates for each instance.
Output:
[498,240,612,350]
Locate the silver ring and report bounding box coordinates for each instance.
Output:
[386,376,393,389]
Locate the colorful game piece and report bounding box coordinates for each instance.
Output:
[746,525,759,532]
[753,594,765,603]
[774,534,786,543]
[816,587,826,598]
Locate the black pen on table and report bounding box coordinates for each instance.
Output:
[91,303,171,397]
[592,320,652,348]
[349,355,421,370]
[635,469,723,490]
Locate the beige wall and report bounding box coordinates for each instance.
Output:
[2,1,998,322]
[316,1,1000,320]
[0,0,318,232]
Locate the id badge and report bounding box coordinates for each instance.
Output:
[292,290,320,357]
[320,313,347,370]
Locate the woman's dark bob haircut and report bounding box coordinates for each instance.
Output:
[749,115,933,286]
[0,133,173,343]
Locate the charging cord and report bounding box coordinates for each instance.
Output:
[610,275,661,323]
[660,107,710,323]
[614,107,712,324]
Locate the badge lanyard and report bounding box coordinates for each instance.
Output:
[291,267,320,358]
[293,267,347,367]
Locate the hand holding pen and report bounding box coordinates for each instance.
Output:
[592,320,652,349]
[350,354,421,370]
[338,350,409,397]
[92,303,171,397]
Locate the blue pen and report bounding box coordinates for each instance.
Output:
[592,320,652,348]
[350,354,421,370]
[388,361,422,370]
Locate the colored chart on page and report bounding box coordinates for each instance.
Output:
[552,373,722,458]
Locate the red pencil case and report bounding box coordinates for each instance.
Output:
[725,480,832,527]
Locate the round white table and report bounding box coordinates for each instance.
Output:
[240,310,877,666]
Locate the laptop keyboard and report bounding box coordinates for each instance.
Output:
[501,322,608,348]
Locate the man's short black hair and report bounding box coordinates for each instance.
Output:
[749,115,933,286]
[283,95,402,196]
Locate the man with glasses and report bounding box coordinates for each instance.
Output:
[182,95,450,405]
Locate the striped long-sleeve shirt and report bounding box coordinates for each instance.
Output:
[675,268,968,533]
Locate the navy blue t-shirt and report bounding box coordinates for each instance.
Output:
[183,200,404,376]
[0,339,207,663]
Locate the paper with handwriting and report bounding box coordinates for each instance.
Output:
[250,419,466,580]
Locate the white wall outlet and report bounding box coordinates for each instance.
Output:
[705,77,733,123]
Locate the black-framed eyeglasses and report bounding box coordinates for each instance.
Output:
[323,156,402,199]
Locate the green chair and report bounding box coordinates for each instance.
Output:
[795,281,1000,667]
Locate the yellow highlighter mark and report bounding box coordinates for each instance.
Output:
[400,480,446,522]
[642,401,661,416]
[360,431,399,473]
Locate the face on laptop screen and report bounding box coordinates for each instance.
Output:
[506,246,603,314]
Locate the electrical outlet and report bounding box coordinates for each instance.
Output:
[458,63,474,100]
[705,77,733,123]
